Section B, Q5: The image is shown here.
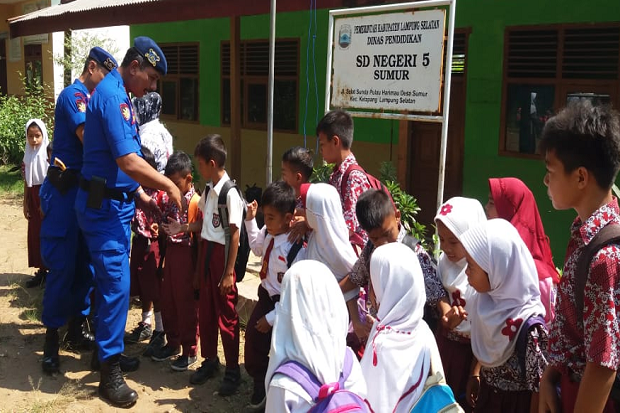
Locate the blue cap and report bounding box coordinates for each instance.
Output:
[88,46,118,72]
[134,36,167,76]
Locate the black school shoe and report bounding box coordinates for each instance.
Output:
[218,366,241,396]
[248,379,266,408]
[142,330,165,357]
[26,269,47,288]
[124,322,152,343]
[189,358,220,385]
[151,344,181,362]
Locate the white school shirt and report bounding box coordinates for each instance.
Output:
[245,218,306,325]
[198,172,244,245]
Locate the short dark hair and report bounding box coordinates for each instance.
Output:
[194,134,227,167]
[165,150,192,177]
[261,180,296,215]
[356,189,394,232]
[282,146,313,181]
[120,47,150,70]
[141,145,157,170]
[540,101,620,189]
[316,110,354,149]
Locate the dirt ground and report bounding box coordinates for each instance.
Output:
[0,195,254,413]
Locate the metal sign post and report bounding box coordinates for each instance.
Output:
[326,0,456,212]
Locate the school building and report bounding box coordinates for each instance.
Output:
[7,0,620,263]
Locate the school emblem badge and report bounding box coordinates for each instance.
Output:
[338,24,352,49]
[144,48,160,67]
[76,99,86,113]
[120,103,131,121]
[212,212,221,228]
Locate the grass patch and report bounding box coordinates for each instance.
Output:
[0,164,23,198]
[8,282,44,323]
[24,376,86,413]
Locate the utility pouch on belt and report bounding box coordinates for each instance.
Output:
[47,167,78,195]
[86,176,106,209]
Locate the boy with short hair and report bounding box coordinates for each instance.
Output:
[538,101,620,413]
[187,134,243,396]
[153,151,201,372]
[281,146,313,204]
[244,180,303,409]
[317,110,371,247]
[343,189,447,341]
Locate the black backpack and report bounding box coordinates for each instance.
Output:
[574,223,620,401]
[216,180,251,283]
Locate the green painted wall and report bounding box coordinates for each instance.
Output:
[132,1,620,265]
[455,0,620,266]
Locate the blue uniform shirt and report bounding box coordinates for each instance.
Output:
[52,79,89,170]
[81,69,141,192]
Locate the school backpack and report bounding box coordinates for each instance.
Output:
[341,164,396,249]
[273,348,371,413]
[574,223,620,402]
[408,349,463,413]
[217,180,251,283]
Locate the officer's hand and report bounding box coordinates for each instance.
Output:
[167,185,183,211]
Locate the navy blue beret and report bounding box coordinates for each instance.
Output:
[134,36,167,76]
[88,47,118,72]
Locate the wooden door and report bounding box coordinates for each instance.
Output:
[0,40,7,95]
[408,77,466,229]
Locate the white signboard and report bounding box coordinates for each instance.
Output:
[331,9,445,113]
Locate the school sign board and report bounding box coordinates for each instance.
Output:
[330,9,446,113]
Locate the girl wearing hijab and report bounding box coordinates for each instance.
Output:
[131,91,173,173]
[459,219,548,413]
[361,242,442,412]
[265,260,367,412]
[434,197,487,410]
[486,177,560,323]
[22,119,49,287]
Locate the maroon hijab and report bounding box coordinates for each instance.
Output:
[489,177,560,284]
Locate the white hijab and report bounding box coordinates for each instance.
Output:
[23,119,49,187]
[459,219,544,367]
[361,243,438,413]
[434,197,487,337]
[266,260,358,388]
[304,183,358,301]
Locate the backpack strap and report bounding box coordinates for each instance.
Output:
[515,314,546,378]
[401,235,420,251]
[575,223,620,315]
[341,164,366,198]
[218,180,236,283]
[286,240,304,268]
[273,350,354,402]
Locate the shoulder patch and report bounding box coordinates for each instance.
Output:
[120,103,131,121]
[76,99,86,113]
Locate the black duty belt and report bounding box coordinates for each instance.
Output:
[47,167,79,194]
[79,177,136,202]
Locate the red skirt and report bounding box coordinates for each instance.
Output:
[474,381,531,413]
[436,331,473,411]
[129,234,161,302]
[26,185,45,269]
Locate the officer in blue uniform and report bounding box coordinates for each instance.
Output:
[75,37,181,408]
[39,47,118,375]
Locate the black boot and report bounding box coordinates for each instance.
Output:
[26,269,47,288]
[98,354,138,408]
[64,316,95,352]
[91,346,140,373]
[42,328,60,374]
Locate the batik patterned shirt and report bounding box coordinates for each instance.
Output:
[328,153,371,245]
[161,186,202,247]
[548,198,620,379]
[131,188,164,239]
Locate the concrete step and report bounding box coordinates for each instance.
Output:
[236,252,261,327]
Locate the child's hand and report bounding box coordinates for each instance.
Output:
[23,203,30,220]
[466,375,480,408]
[246,200,258,221]
[352,316,373,344]
[538,368,561,413]
[162,217,183,236]
[255,316,272,333]
[219,272,234,296]
[150,222,159,238]
[288,217,310,243]
[441,305,468,330]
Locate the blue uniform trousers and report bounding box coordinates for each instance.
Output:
[40,179,94,328]
[75,188,134,361]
